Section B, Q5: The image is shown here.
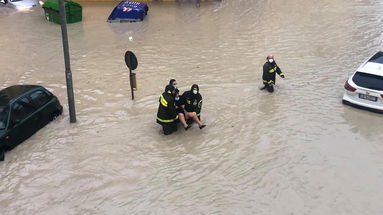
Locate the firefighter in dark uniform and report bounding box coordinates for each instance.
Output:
[261,55,285,93]
[157,85,178,135]
[181,84,206,129]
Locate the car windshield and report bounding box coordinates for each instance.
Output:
[0,106,9,130]
[352,72,383,91]
[10,0,23,2]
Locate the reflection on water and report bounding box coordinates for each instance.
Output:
[1,0,383,214]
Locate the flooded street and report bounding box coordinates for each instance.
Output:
[1,0,383,214]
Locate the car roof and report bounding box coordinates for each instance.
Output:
[358,62,383,76]
[357,51,383,76]
[0,85,42,105]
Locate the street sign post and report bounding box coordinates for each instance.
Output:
[124,51,138,100]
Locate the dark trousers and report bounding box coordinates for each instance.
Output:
[262,84,274,93]
[162,122,178,135]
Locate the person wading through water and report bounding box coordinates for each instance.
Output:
[260,55,285,93]
[157,85,178,135]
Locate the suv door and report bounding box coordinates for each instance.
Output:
[7,96,39,149]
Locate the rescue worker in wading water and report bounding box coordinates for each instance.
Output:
[260,55,285,93]
[157,85,179,135]
[181,84,206,129]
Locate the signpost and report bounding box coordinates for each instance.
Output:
[124,51,138,100]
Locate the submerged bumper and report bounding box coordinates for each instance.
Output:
[342,94,383,114]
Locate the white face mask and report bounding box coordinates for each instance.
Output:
[268,59,274,63]
[173,85,178,89]
[193,90,198,95]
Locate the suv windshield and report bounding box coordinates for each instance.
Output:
[352,72,383,91]
[0,106,9,130]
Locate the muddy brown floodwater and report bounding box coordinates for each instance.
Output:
[1,0,383,214]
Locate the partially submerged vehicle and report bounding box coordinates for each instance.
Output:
[343,51,383,113]
[0,0,37,11]
[0,85,63,161]
[107,1,148,22]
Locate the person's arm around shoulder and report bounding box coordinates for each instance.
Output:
[180,92,187,108]
[167,96,177,117]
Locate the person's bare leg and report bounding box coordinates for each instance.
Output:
[187,112,205,127]
[192,115,205,128]
[178,113,188,128]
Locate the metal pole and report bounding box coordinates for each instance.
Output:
[129,69,134,100]
[59,0,76,123]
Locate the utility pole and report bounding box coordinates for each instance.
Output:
[58,0,76,123]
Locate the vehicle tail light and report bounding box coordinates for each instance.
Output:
[344,81,356,92]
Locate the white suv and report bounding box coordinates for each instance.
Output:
[343,51,383,113]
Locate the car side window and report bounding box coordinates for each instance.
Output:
[12,97,36,123]
[30,90,51,107]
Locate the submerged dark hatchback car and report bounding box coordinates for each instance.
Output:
[0,85,63,161]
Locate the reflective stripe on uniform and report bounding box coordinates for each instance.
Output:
[157,115,179,123]
[263,80,274,84]
[160,95,168,107]
[268,66,277,73]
